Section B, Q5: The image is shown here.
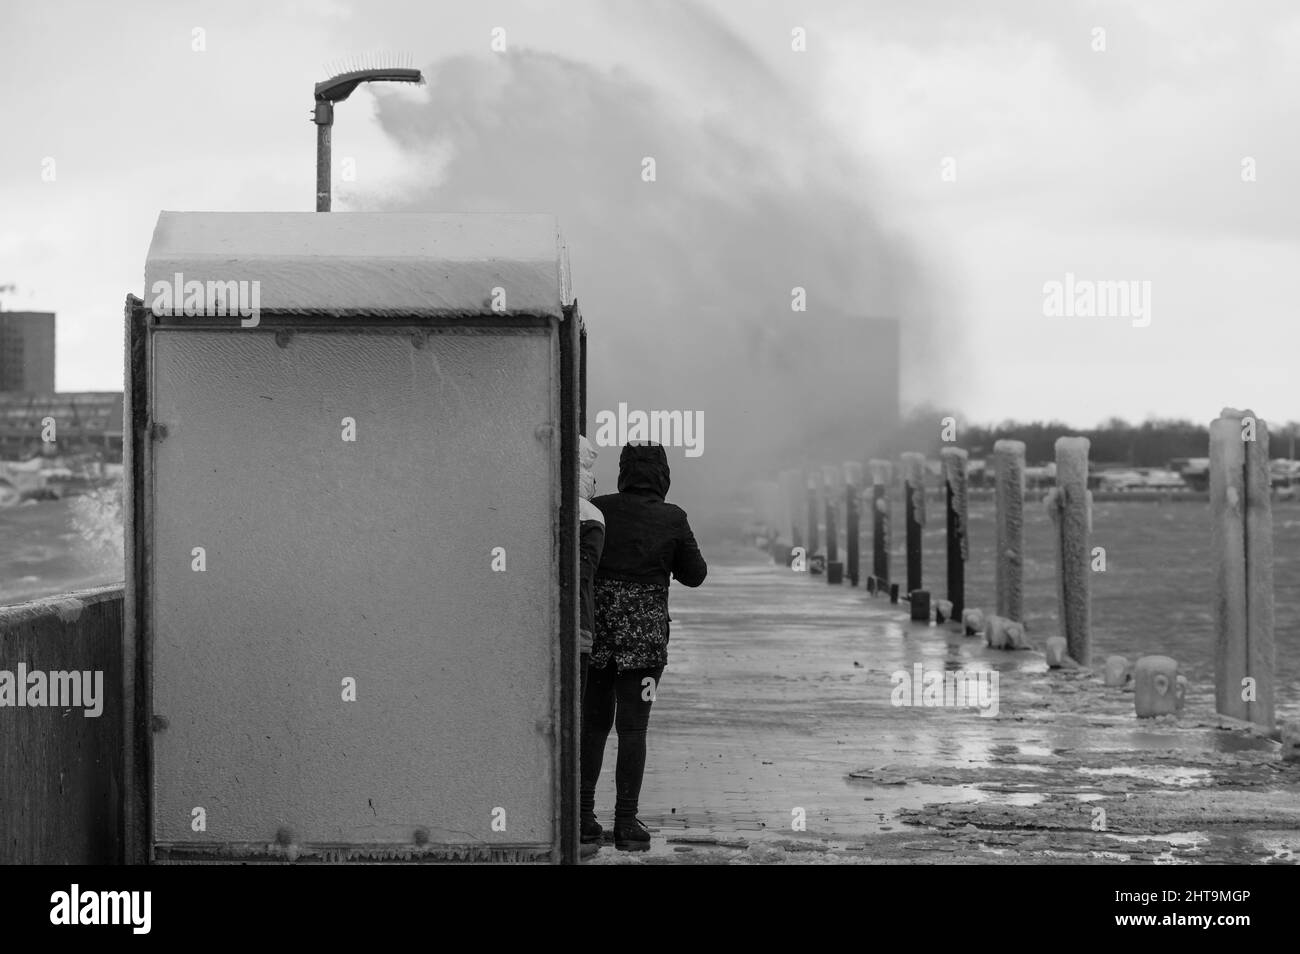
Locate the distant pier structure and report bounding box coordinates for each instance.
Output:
[0,309,122,460]
[0,392,124,460]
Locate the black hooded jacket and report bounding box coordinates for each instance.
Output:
[591,443,708,589]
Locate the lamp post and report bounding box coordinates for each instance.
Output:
[313,56,423,211]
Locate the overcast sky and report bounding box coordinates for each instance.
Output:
[2,0,1297,429]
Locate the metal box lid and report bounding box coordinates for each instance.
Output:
[144,211,571,318]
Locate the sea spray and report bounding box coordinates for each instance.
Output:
[68,481,124,572]
[367,16,955,508]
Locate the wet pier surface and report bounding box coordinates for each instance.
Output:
[584,546,1300,864]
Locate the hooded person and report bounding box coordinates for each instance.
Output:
[580,442,707,851]
[578,435,604,701]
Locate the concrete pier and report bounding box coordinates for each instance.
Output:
[583,546,1300,864]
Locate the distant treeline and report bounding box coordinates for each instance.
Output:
[874,408,1300,467]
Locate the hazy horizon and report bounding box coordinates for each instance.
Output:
[4,0,1298,441]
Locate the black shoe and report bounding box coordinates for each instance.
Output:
[614,818,652,852]
[581,814,604,844]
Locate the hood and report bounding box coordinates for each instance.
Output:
[616,442,670,498]
[579,435,598,501]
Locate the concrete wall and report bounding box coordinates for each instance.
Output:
[0,585,123,864]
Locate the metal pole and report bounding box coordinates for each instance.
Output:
[312,67,423,212]
[316,117,332,212]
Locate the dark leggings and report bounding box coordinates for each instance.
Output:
[580,659,664,824]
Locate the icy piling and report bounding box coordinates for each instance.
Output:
[779,468,804,550]
[940,447,968,619]
[822,464,842,564]
[900,452,927,595]
[994,440,1026,622]
[805,467,822,555]
[844,462,864,586]
[868,459,892,587]
[1050,436,1092,665]
[1210,408,1275,730]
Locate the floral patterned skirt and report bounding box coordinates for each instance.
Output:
[590,578,671,672]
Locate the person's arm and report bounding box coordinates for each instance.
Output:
[579,519,605,650]
[580,519,605,573]
[671,511,707,587]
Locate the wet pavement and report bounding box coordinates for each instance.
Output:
[583,545,1300,864]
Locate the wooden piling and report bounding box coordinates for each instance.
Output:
[901,452,926,595]
[824,497,838,564]
[1210,408,1275,729]
[805,468,821,556]
[1051,437,1091,665]
[822,465,840,564]
[869,460,891,586]
[939,447,968,620]
[994,440,1025,622]
[844,462,863,586]
[780,468,804,550]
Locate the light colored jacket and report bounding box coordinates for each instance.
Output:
[578,436,604,653]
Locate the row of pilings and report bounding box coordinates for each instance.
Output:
[753,408,1281,734]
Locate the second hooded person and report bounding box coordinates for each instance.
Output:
[581,441,707,852]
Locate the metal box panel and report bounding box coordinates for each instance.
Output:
[148,329,558,850]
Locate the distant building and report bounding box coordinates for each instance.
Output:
[0,311,56,393]
[0,392,122,460]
